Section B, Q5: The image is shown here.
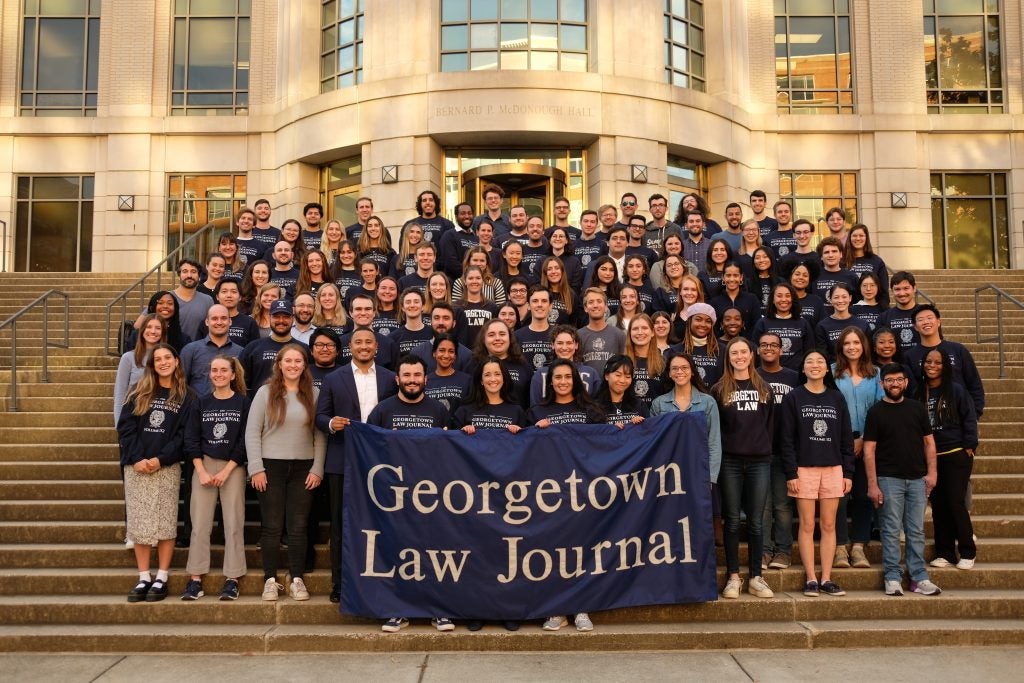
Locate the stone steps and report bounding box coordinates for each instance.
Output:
[1,538,1020,570]
[0,589,1020,627]
[2,619,1021,653]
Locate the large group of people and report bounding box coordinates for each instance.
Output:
[114,185,984,629]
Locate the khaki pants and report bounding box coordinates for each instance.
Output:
[185,456,247,579]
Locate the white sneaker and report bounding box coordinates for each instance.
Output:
[574,613,594,631]
[884,580,904,596]
[289,577,309,601]
[748,576,774,599]
[124,539,134,550]
[956,557,975,570]
[262,577,283,601]
[542,615,567,631]
[929,557,952,568]
[721,576,742,599]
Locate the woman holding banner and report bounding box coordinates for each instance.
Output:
[528,358,603,632]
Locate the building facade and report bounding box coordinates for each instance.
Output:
[2,0,1022,273]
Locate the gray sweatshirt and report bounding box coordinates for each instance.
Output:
[245,386,326,478]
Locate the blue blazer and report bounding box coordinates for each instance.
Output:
[315,364,397,475]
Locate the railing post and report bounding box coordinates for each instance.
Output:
[9,319,16,412]
[63,293,69,349]
[974,289,982,344]
[41,296,48,383]
[997,295,1006,379]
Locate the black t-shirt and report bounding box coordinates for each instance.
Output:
[457,301,499,348]
[516,326,554,370]
[451,402,529,430]
[252,226,282,252]
[629,357,663,412]
[527,400,604,425]
[878,306,920,348]
[424,370,472,414]
[367,396,449,429]
[269,267,300,297]
[301,229,323,252]
[595,395,648,425]
[863,398,932,479]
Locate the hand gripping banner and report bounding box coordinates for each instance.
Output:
[341,413,717,620]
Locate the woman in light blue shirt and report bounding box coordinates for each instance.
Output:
[832,326,884,570]
[650,351,722,485]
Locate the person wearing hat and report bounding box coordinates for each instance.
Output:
[668,302,724,388]
[238,299,310,397]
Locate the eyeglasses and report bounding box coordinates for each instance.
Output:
[758,343,780,349]
[669,366,692,373]
[313,342,337,349]
[883,377,907,385]
[621,201,636,207]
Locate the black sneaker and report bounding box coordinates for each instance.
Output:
[820,580,846,596]
[180,579,204,601]
[219,579,240,601]
[145,579,169,602]
[329,585,340,603]
[504,621,520,631]
[127,579,152,603]
[467,620,483,632]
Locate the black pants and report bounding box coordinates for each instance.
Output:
[257,459,315,580]
[931,449,976,561]
[329,473,344,587]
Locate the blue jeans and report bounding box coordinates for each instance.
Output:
[877,476,929,583]
[720,456,770,576]
[762,457,793,555]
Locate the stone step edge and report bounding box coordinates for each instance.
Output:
[0,619,1021,653]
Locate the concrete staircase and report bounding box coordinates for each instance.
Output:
[0,270,1023,653]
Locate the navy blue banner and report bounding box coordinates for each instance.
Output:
[341,413,716,620]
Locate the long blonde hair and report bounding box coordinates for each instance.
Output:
[253,282,285,328]
[264,344,316,430]
[624,313,665,377]
[313,282,347,327]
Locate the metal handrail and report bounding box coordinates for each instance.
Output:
[104,222,219,356]
[974,284,1024,379]
[0,290,70,411]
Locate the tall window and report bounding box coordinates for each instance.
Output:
[172,0,250,116]
[779,171,858,240]
[664,0,705,92]
[20,0,100,116]
[931,172,1009,268]
[924,0,1003,113]
[439,0,588,72]
[320,156,363,225]
[166,174,247,259]
[15,176,94,272]
[320,0,364,92]
[667,156,710,221]
[775,0,853,113]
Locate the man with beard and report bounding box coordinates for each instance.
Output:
[438,201,478,279]
[546,196,581,241]
[409,302,474,373]
[172,259,214,340]
[681,212,711,269]
[346,196,374,242]
[367,353,453,634]
[252,198,281,253]
[715,203,745,252]
[520,216,549,282]
[316,327,397,603]
[499,204,529,248]
[864,363,941,597]
[336,293,399,369]
[643,193,681,253]
[301,202,324,252]
[269,241,300,298]
[239,299,310,395]
[290,292,317,344]
[411,190,455,244]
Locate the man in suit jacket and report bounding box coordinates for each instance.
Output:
[315,327,397,603]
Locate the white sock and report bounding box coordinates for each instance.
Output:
[155,570,169,583]
[139,571,152,583]
[293,577,302,584]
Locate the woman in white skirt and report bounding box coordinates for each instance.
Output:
[116,343,196,602]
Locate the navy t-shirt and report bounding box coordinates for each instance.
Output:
[367,396,449,429]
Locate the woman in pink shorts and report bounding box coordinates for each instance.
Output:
[778,350,855,597]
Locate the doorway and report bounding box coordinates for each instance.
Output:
[462,163,567,225]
